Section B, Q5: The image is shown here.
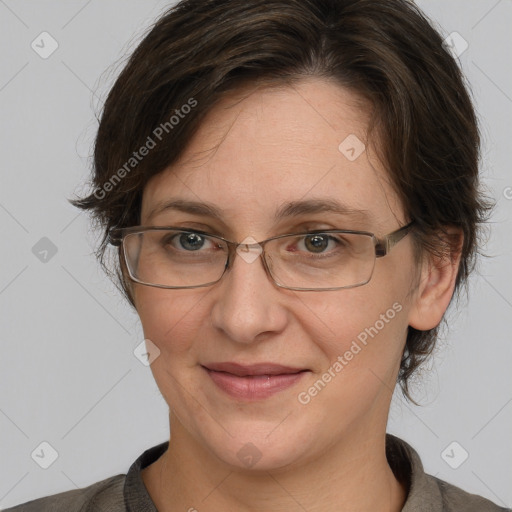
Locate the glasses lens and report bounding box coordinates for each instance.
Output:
[123,229,228,288]
[265,232,376,290]
[122,229,377,290]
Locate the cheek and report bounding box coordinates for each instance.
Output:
[299,296,408,419]
[135,286,208,355]
[134,288,211,410]
[300,274,410,373]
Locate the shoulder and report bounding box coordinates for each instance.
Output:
[3,440,168,512]
[385,434,509,512]
[429,474,510,512]
[3,474,126,512]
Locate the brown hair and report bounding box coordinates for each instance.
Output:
[70,0,492,403]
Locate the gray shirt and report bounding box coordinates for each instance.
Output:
[4,434,509,511]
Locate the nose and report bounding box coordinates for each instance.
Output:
[209,243,289,344]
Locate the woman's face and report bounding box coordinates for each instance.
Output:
[135,78,420,470]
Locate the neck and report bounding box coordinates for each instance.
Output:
[142,417,407,512]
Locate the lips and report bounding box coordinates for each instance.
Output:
[202,362,307,376]
[202,362,309,400]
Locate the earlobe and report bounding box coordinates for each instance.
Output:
[408,229,463,331]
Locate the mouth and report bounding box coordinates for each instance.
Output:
[202,361,308,376]
[201,362,310,401]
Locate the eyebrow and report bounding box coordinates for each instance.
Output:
[146,198,373,223]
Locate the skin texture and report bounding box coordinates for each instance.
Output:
[134,78,461,512]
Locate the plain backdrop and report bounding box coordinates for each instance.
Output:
[0,0,511,509]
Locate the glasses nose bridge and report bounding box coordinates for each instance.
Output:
[223,237,273,281]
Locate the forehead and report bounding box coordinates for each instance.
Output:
[141,78,404,232]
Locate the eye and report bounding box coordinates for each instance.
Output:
[297,233,342,254]
[302,234,332,253]
[162,231,216,252]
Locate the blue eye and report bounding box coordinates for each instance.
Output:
[176,232,207,251]
[160,231,208,251]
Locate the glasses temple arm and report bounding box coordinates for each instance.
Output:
[375,221,415,257]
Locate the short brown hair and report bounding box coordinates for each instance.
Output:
[70,0,492,403]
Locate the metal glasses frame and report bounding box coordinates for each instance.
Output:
[108,220,415,291]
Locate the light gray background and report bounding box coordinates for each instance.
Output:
[0,0,511,509]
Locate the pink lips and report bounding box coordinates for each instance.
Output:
[202,362,309,401]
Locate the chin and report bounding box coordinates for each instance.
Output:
[200,421,317,472]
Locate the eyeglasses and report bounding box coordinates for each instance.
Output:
[108,221,415,291]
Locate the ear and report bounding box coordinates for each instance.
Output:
[408,227,463,331]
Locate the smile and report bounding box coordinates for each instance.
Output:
[202,363,310,401]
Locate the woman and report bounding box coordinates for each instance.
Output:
[6,0,507,510]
